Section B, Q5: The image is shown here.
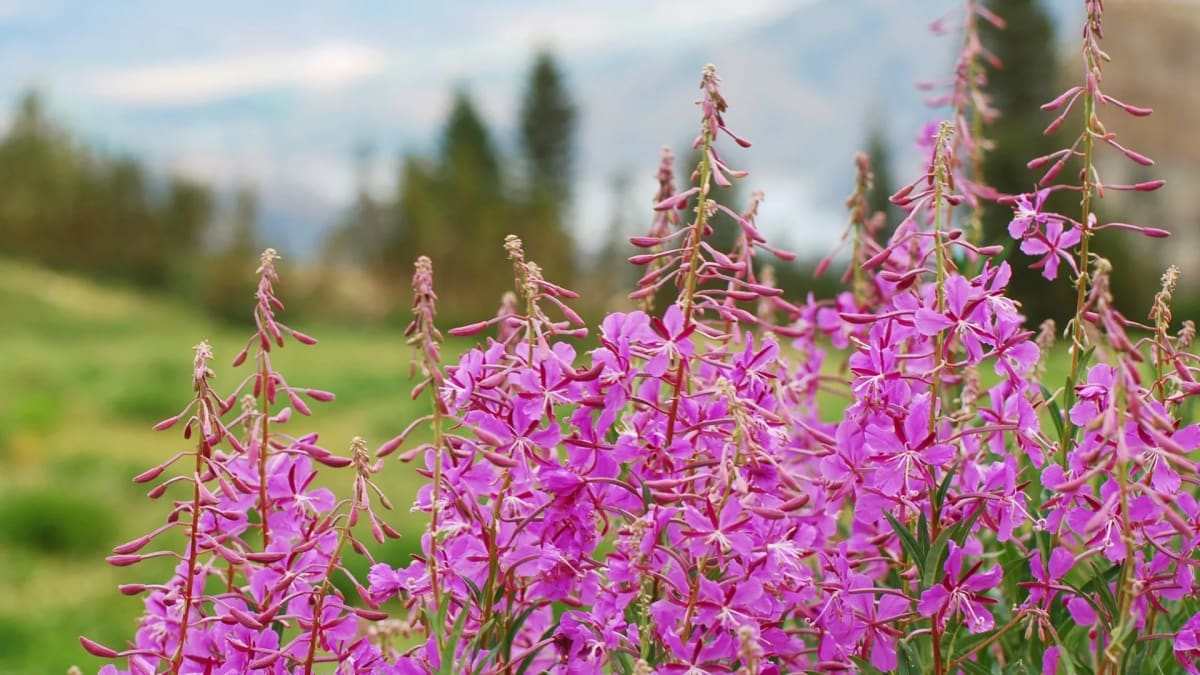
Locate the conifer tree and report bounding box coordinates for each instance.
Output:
[518,51,578,286]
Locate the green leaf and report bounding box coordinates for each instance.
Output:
[885,512,927,579]
[935,465,957,511]
[1003,661,1031,675]
[502,605,541,663]
[1078,345,1096,372]
[1040,383,1065,440]
[438,602,471,675]
[462,577,484,606]
[848,656,887,675]
[896,641,922,675]
[918,510,932,553]
[949,628,998,664]
[1047,626,1081,675]
[1083,560,1120,620]
[923,505,984,589]
[957,659,992,675]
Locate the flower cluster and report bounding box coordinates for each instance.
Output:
[83,250,401,674]
[85,2,1200,674]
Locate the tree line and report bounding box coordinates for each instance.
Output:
[0,8,1166,326]
[325,51,578,324]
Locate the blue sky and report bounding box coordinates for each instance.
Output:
[0,0,989,256]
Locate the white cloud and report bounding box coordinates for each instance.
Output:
[88,41,387,107]
[0,0,56,22]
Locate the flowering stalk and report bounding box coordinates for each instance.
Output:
[403,256,447,614]
[84,250,394,674]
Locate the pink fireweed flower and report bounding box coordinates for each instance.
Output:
[1007,188,1056,239]
[1020,547,1075,611]
[918,540,1002,633]
[863,393,954,496]
[1177,612,1200,674]
[1018,219,1081,281]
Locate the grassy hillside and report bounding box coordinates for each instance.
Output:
[0,259,432,673]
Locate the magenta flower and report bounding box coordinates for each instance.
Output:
[864,394,954,495]
[1018,219,1080,281]
[1177,612,1200,674]
[1022,547,1075,611]
[1008,188,1055,239]
[918,540,1002,633]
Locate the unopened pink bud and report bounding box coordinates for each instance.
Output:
[628,285,657,300]
[1102,94,1152,116]
[305,389,336,402]
[813,255,833,278]
[376,435,405,458]
[314,454,353,468]
[449,321,490,337]
[290,330,318,345]
[1041,86,1082,111]
[1039,158,1067,185]
[230,607,264,629]
[132,464,167,483]
[289,391,312,416]
[479,447,519,468]
[214,546,246,564]
[79,637,119,658]
[745,283,783,297]
[153,414,181,431]
[1044,111,1072,136]
[747,505,787,519]
[781,495,811,511]
[723,127,752,148]
[565,363,604,382]
[250,654,282,669]
[653,187,699,211]
[629,236,662,248]
[112,534,153,555]
[106,554,142,567]
[840,313,881,325]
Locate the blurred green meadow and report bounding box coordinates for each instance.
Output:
[0,258,434,674]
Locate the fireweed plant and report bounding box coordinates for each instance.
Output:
[83,2,1200,673]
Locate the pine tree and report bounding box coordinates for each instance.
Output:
[980,0,1075,323]
[519,51,577,217]
[199,186,262,322]
[518,51,578,287]
[864,124,900,230]
[436,90,513,317]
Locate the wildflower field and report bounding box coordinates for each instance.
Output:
[23,1,1200,673]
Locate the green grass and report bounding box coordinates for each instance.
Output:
[0,258,437,673]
